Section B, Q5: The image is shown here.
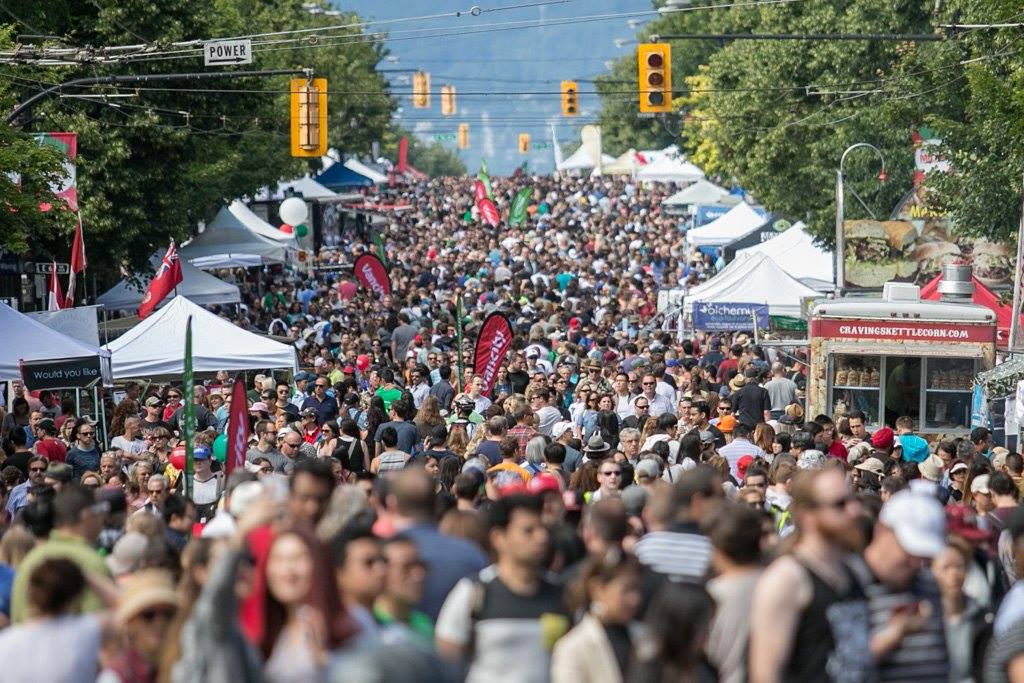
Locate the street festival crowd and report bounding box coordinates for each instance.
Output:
[3,171,1024,682]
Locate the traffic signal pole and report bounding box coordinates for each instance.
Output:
[6,68,310,126]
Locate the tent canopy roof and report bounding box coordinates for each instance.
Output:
[179,201,294,266]
[97,257,240,311]
[735,222,834,289]
[920,274,1021,343]
[255,176,337,201]
[684,252,821,318]
[663,179,732,207]
[343,158,388,184]
[105,296,296,379]
[635,156,705,183]
[687,202,767,247]
[0,302,111,382]
[557,145,615,171]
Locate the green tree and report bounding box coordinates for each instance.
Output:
[2,0,394,280]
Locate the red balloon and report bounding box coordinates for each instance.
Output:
[170,445,187,471]
[279,223,294,234]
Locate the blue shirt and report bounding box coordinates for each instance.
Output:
[4,482,30,521]
[899,434,930,463]
[66,446,101,480]
[399,523,488,621]
[301,394,338,425]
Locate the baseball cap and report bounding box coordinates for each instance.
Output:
[717,415,736,434]
[44,462,73,484]
[634,459,661,481]
[971,474,991,495]
[106,532,149,577]
[950,461,968,475]
[300,408,318,418]
[666,359,680,368]
[737,455,754,480]
[879,490,946,558]
[551,421,573,439]
[945,504,991,542]
[698,430,716,445]
[250,402,269,413]
[144,396,164,408]
[192,446,211,460]
[527,472,563,495]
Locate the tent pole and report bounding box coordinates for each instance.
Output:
[95,385,108,450]
[75,388,80,418]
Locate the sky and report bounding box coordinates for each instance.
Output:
[337,0,653,174]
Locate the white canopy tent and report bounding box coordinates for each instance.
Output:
[179,200,296,268]
[686,202,767,248]
[683,252,821,318]
[592,149,639,176]
[254,176,337,201]
[735,222,835,291]
[663,180,734,207]
[105,296,297,379]
[557,146,616,171]
[97,258,240,311]
[635,156,705,183]
[0,301,112,383]
[343,158,388,184]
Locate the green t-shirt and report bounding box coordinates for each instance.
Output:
[376,386,403,413]
[373,604,434,645]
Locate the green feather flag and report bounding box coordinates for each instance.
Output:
[183,315,195,500]
[509,187,532,226]
[455,294,465,393]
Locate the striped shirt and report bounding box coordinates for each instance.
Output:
[633,522,712,583]
[849,558,950,681]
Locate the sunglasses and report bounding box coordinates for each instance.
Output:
[315,383,328,388]
[642,381,655,386]
[167,394,181,399]
[601,470,622,476]
[79,431,95,437]
[29,467,46,473]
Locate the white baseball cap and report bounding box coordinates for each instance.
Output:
[551,421,574,439]
[878,490,946,558]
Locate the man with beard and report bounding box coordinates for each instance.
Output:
[749,468,873,683]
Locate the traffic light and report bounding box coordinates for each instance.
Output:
[412,71,431,108]
[518,133,531,154]
[440,85,457,116]
[458,123,469,150]
[561,80,578,117]
[290,77,328,157]
[637,43,672,113]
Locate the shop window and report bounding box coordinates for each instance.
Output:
[924,358,974,430]
[832,354,881,425]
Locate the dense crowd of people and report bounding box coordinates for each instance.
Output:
[0,171,1023,682]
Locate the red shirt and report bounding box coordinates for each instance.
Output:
[35,437,67,463]
[716,358,739,384]
[827,440,849,462]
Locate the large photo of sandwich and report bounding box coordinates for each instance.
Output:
[842,219,920,288]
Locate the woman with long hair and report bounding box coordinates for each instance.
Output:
[630,582,718,682]
[362,396,387,443]
[59,418,78,448]
[413,396,445,442]
[753,423,776,456]
[317,422,340,459]
[446,426,470,459]
[568,460,600,497]
[108,398,140,442]
[333,420,370,475]
[1,397,30,441]
[552,551,645,683]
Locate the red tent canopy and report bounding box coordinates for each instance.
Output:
[920,273,1019,344]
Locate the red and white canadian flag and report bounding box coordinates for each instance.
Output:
[47,261,65,312]
[138,242,183,319]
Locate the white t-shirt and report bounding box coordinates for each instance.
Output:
[110,435,146,456]
[0,613,102,683]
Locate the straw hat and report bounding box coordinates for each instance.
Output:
[115,569,180,625]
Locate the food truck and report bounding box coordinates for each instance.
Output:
[808,281,997,434]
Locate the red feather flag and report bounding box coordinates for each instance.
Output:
[138,242,183,319]
[226,375,249,475]
[474,313,514,396]
[478,198,500,228]
[353,253,392,298]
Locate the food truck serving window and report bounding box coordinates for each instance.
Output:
[829,354,976,432]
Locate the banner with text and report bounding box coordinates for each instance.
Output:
[353,253,392,298]
[20,355,102,390]
[692,302,769,331]
[473,312,514,396]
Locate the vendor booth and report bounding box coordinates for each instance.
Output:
[808,282,996,434]
[635,157,705,184]
[556,146,616,172]
[179,200,296,268]
[105,296,297,379]
[683,252,821,319]
[0,300,112,387]
[663,180,734,213]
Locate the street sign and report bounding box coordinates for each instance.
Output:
[204,39,253,66]
[26,262,69,275]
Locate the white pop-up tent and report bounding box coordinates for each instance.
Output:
[663,180,735,208]
[179,200,296,268]
[255,176,338,202]
[735,222,835,291]
[686,202,767,248]
[557,146,616,171]
[0,302,112,384]
[635,156,705,183]
[592,149,640,176]
[105,296,297,379]
[683,252,821,318]
[97,258,240,312]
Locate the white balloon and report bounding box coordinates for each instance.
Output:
[279,197,308,225]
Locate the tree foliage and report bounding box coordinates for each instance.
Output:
[598,0,1024,245]
[1,0,394,278]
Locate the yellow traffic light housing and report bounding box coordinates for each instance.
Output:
[518,133,530,154]
[441,85,456,115]
[637,43,672,113]
[413,71,431,109]
[290,77,328,157]
[458,123,469,150]
[561,80,579,117]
